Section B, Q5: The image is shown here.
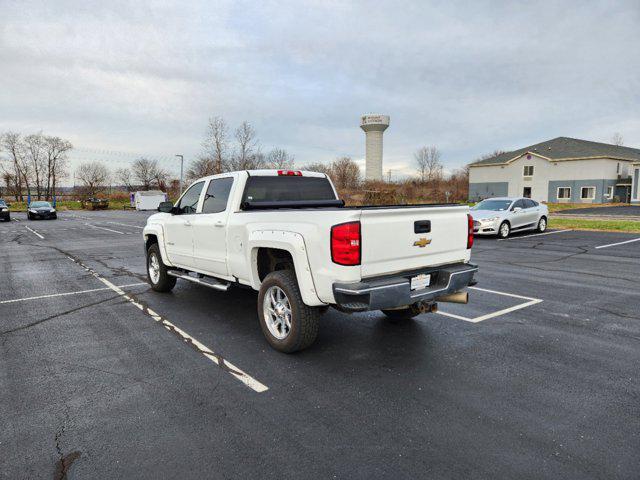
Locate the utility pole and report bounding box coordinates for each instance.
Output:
[175,154,184,195]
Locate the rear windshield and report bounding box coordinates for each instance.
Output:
[242,176,336,203]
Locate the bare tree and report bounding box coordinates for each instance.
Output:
[414,145,443,182]
[611,132,624,146]
[185,157,215,183]
[231,121,263,170]
[44,136,71,199]
[301,162,332,175]
[202,117,228,173]
[115,167,134,191]
[24,133,47,199]
[76,161,109,196]
[329,156,360,189]
[1,132,31,201]
[131,158,167,190]
[266,148,295,169]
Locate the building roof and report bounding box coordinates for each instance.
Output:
[470,137,640,166]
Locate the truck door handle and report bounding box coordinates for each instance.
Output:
[214,221,224,228]
[183,220,192,226]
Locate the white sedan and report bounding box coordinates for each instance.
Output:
[471,197,549,239]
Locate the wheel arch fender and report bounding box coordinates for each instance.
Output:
[143,225,174,267]
[247,230,324,307]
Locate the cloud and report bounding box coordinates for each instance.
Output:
[1,0,639,180]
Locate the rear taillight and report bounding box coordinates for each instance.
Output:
[277,170,302,176]
[467,214,474,249]
[331,221,361,265]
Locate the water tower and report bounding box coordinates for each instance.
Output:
[360,114,390,181]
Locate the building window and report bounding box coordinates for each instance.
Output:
[581,186,596,200]
[557,187,571,199]
[523,165,534,176]
[605,186,614,199]
[522,187,532,198]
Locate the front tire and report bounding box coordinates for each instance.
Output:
[27,213,33,221]
[536,216,547,232]
[146,243,176,292]
[258,270,320,353]
[497,221,510,239]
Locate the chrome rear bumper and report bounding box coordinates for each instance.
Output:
[332,262,478,312]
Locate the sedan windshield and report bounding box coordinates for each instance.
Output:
[471,200,512,211]
[30,201,51,208]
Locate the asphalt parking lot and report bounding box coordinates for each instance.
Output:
[1,211,639,479]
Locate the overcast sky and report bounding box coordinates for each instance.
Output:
[1,0,639,179]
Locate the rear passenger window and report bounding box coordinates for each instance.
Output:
[523,199,536,208]
[202,177,234,214]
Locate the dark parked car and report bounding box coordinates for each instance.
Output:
[27,201,57,220]
[0,199,10,222]
[82,197,109,210]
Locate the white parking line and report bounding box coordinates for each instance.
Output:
[65,255,268,393]
[25,226,44,239]
[0,282,146,304]
[497,229,573,241]
[594,237,640,249]
[436,286,542,323]
[106,221,144,230]
[84,223,125,235]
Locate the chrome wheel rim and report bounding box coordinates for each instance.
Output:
[148,253,161,284]
[539,218,547,231]
[263,286,292,340]
[500,223,509,237]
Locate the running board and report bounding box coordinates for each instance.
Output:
[167,270,230,291]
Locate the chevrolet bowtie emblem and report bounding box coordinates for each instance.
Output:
[413,238,431,248]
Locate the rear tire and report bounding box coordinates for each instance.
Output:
[381,307,420,322]
[146,243,176,292]
[258,270,320,353]
[536,216,547,232]
[497,221,510,239]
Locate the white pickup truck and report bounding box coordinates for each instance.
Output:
[143,169,477,352]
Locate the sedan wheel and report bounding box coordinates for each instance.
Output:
[537,217,547,232]
[498,221,510,239]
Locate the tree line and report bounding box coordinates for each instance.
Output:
[1,131,72,200]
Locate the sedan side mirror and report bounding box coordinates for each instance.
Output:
[512,206,522,212]
[158,201,175,213]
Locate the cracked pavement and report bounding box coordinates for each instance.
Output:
[1,210,639,479]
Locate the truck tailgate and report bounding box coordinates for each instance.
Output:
[360,205,470,277]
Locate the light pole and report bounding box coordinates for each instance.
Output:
[175,154,184,195]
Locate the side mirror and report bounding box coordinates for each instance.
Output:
[513,206,522,212]
[158,201,175,213]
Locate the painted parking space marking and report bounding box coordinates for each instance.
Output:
[65,255,268,393]
[497,229,573,241]
[25,226,44,239]
[105,221,144,229]
[594,237,640,249]
[84,223,126,235]
[0,282,146,304]
[436,286,542,323]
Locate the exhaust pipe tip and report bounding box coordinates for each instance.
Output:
[437,291,469,304]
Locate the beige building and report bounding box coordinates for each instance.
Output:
[469,137,640,204]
